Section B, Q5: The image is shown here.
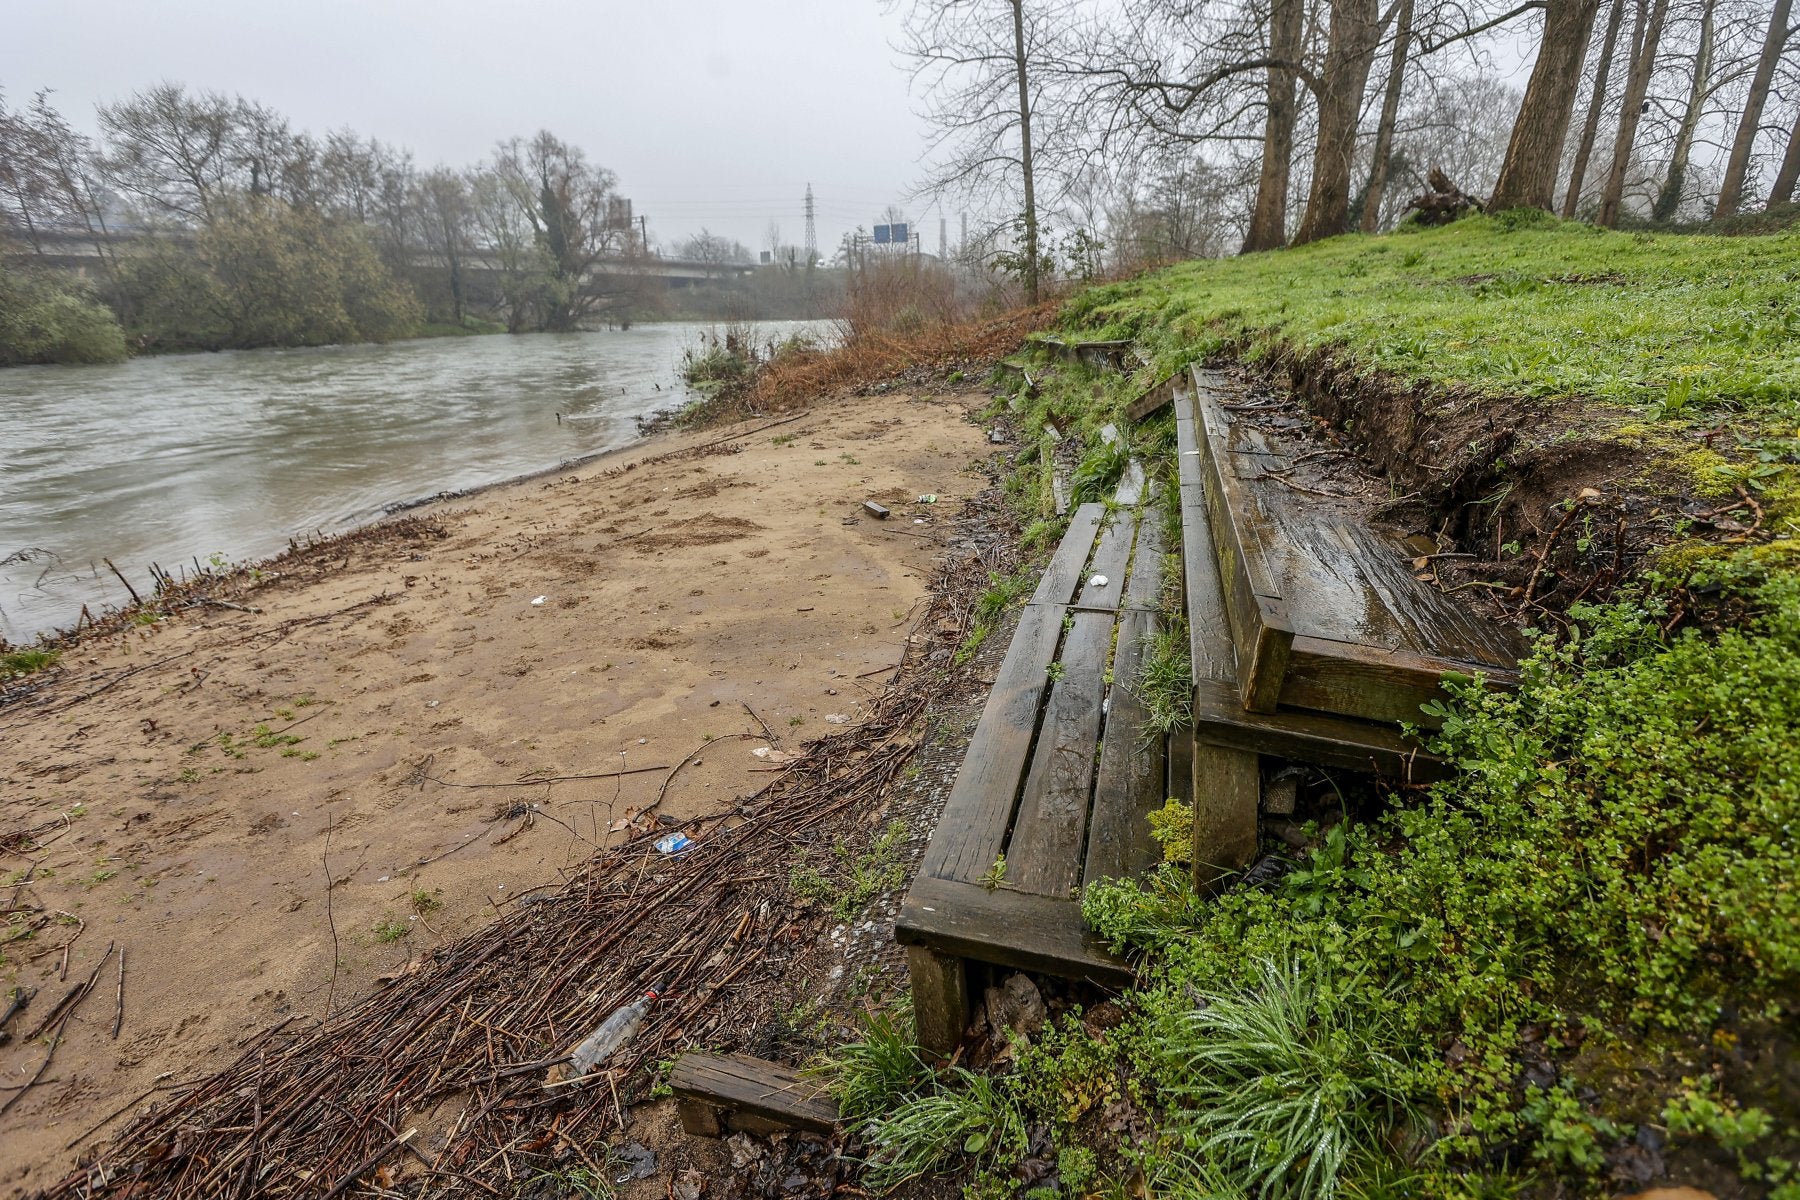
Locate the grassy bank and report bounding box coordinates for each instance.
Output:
[821,217,1800,1199]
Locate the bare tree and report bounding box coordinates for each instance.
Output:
[1294,0,1384,243]
[1770,102,1800,207]
[1491,0,1607,211]
[1359,0,1417,232]
[98,83,241,222]
[887,0,1084,302]
[1714,0,1795,215]
[1563,0,1629,216]
[1651,0,1718,221]
[1246,0,1307,250]
[1597,0,1673,225]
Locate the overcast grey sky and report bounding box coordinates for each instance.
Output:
[1,0,939,254]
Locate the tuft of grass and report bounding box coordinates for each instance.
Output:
[955,568,1035,667]
[857,1066,1028,1190]
[1136,620,1194,737]
[812,999,934,1124]
[789,820,908,921]
[1,648,60,678]
[1158,954,1418,1200]
[372,917,409,944]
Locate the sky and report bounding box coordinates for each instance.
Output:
[0,0,946,255]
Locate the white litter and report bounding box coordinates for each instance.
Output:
[530,596,547,606]
[1089,574,1110,588]
[824,713,849,725]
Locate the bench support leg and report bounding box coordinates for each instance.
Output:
[906,945,970,1058]
[1192,741,1260,893]
[677,1098,725,1138]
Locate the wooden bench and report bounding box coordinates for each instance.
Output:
[1173,365,1523,884]
[894,484,1176,1054]
[670,1052,839,1138]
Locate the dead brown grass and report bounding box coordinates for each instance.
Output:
[748,300,1060,411]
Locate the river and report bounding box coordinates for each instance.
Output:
[0,322,827,643]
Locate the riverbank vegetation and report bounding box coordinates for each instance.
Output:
[817,215,1800,1198]
[0,83,677,362]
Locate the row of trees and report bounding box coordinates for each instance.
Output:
[890,0,1800,291]
[0,82,662,360]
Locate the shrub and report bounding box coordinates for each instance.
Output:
[0,263,128,365]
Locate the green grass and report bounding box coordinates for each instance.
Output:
[1062,557,1800,1196]
[1068,213,1800,420]
[1,648,60,678]
[789,820,908,922]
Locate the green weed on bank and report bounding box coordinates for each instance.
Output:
[1066,558,1800,1195]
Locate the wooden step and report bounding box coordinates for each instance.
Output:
[1185,367,1521,725]
[670,1053,839,1139]
[899,477,1166,1051]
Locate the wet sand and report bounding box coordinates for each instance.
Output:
[0,387,990,1192]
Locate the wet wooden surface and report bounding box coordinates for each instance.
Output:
[1187,367,1520,724]
[670,1053,839,1138]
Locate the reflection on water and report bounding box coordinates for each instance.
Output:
[0,323,824,641]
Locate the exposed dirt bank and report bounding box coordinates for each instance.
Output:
[0,388,993,1192]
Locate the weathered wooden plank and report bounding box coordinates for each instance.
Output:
[1186,371,1292,709]
[1174,393,1239,686]
[1192,739,1260,892]
[1031,504,1103,606]
[1125,506,1165,613]
[1076,510,1137,612]
[905,945,972,1058]
[1125,373,1178,424]
[1113,459,1148,507]
[1192,677,1448,782]
[1007,609,1110,897]
[1168,725,1194,808]
[670,1053,840,1137]
[894,875,1135,988]
[1086,606,1165,884]
[1282,635,1519,728]
[918,605,1064,883]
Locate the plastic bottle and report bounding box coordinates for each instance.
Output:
[565,982,662,1076]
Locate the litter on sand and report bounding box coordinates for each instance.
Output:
[530,596,547,606]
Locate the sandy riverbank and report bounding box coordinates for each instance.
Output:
[0,386,993,1191]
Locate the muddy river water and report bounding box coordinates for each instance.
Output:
[0,322,827,642]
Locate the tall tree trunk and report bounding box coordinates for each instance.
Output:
[1715,0,1793,217]
[1360,0,1416,233]
[1597,0,1672,227]
[1490,0,1606,211]
[1295,0,1383,244]
[1770,107,1800,208]
[1011,0,1039,305]
[1242,0,1305,252]
[1652,0,1714,222]
[1562,0,1627,217]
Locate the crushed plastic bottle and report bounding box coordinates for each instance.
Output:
[565,983,662,1078]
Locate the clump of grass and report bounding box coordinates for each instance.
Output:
[858,1067,1028,1190]
[1137,620,1194,737]
[812,1000,934,1124]
[789,820,907,921]
[955,568,1034,666]
[372,917,409,944]
[1,647,60,678]
[1158,955,1417,1200]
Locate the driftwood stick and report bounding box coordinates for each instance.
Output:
[319,1127,416,1200]
[103,558,143,607]
[111,948,126,1039]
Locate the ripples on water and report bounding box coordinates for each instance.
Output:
[0,322,825,641]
